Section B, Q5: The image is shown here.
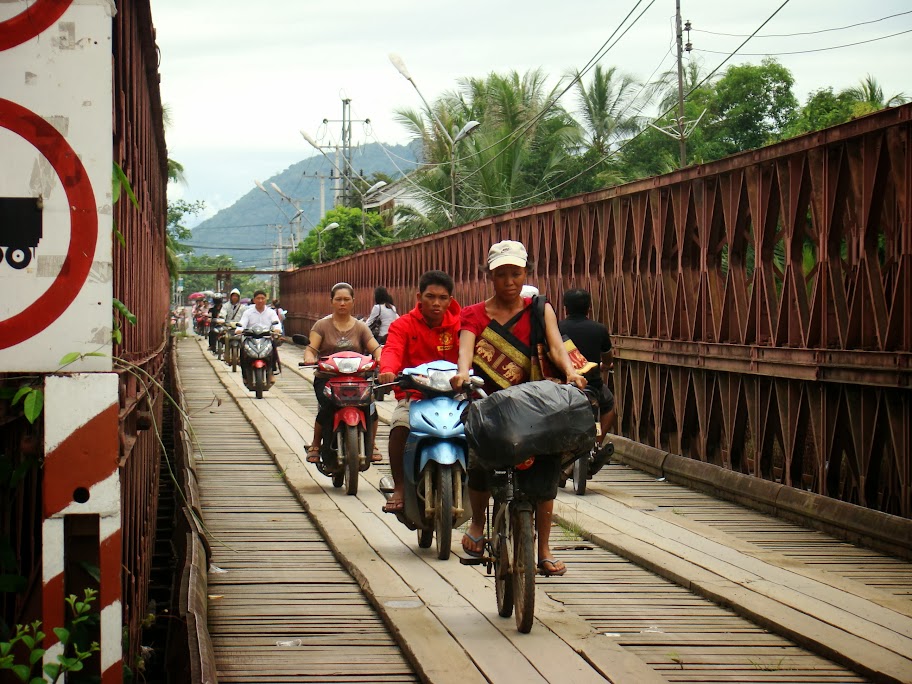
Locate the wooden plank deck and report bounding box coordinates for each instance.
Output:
[178,337,912,683]
[177,343,417,683]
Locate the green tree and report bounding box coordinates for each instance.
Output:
[165,199,204,279]
[178,253,268,296]
[572,65,642,156]
[707,58,798,153]
[288,206,391,267]
[784,87,857,138]
[618,77,720,178]
[395,69,582,231]
[844,74,908,116]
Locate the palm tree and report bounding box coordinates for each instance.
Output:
[571,65,642,156]
[395,69,581,231]
[845,74,908,116]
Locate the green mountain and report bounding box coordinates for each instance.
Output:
[187,141,417,268]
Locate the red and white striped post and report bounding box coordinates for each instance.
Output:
[1,0,119,678]
[43,374,122,681]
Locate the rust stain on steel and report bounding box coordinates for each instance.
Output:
[282,105,911,519]
[111,0,171,669]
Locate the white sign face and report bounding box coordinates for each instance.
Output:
[0,1,113,372]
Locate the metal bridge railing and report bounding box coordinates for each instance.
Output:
[281,104,911,519]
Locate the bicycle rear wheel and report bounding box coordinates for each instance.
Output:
[512,508,536,633]
[572,454,587,495]
[493,501,513,618]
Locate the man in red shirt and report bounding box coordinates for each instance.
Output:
[378,270,461,513]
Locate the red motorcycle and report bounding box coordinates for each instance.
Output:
[303,351,377,495]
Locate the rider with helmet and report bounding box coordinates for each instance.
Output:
[222,288,246,326]
[219,288,247,362]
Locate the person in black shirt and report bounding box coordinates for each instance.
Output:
[207,297,223,353]
[558,288,616,439]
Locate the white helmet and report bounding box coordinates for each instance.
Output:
[520,285,539,298]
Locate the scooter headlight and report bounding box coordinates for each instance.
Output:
[335,357,361,374]
[426,368,458,392]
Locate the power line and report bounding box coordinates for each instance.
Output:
[455,0,659,186]
[183,243,280,251]
[695,27,912,56]
[694,10,912,38]
[190,222,274,230]
[471,0,794,210]
[388,0,655,194]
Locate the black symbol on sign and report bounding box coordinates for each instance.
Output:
[0,197,42,269]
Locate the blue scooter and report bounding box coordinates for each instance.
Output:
[380,360,480,560]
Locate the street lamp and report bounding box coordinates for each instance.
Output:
[317,221,340,263]
[271,181,318,247]
[389,53,480,227]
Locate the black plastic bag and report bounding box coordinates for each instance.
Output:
[465,381,595,468]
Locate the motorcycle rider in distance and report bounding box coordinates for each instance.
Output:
[207,296,224,353]
[222,288,246,327]
[377,270,461,514]
[236,290,282,373]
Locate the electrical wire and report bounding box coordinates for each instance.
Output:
[339,0,662,217]
[183,243,280,250]
[447,0,795,212]
[695,27,912,56]
[382,0,654,188]
[455,0,658,179]
[693,10,912,38]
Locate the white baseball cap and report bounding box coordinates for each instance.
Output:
[487,240,528,270]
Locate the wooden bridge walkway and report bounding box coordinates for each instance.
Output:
[176,338,912,683]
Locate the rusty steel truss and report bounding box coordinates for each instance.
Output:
[112,0,171,669]
[282,105,911,518]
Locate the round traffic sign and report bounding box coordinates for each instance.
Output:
[0,98,98,350]
[0,0,73,52]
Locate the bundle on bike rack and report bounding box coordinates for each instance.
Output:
[464,381,595,468]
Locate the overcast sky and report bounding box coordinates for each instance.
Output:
[152,0,911,222]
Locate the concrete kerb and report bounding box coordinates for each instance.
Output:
[191,340,485,684]
[612,435,912,561]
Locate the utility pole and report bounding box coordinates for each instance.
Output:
[341,98,353,206]
[319,98,370,208]
[648,5,703,168]
[675,0,687,166]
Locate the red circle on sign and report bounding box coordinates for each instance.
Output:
[0,0,73,51]
[0,98,98,350]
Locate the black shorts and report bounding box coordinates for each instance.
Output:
[597,384,615,412]
[466,450,561,501]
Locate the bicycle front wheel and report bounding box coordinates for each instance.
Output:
[512,508,536,633]
[493,501,513,618]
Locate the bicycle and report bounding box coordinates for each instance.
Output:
[561,387,614,495]
[462,454,562,634]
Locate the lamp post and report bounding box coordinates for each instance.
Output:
[317,221,340,263]
[389,53,479,227]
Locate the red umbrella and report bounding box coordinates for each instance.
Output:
[188,292,206,300]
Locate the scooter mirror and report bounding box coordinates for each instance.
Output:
[291,334,309,346]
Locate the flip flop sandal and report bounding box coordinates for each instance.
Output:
[461,532,485,558]
[306,446,321,464]
[371,445,383,463]
[382,499,404,514]
[537,558,567,576]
